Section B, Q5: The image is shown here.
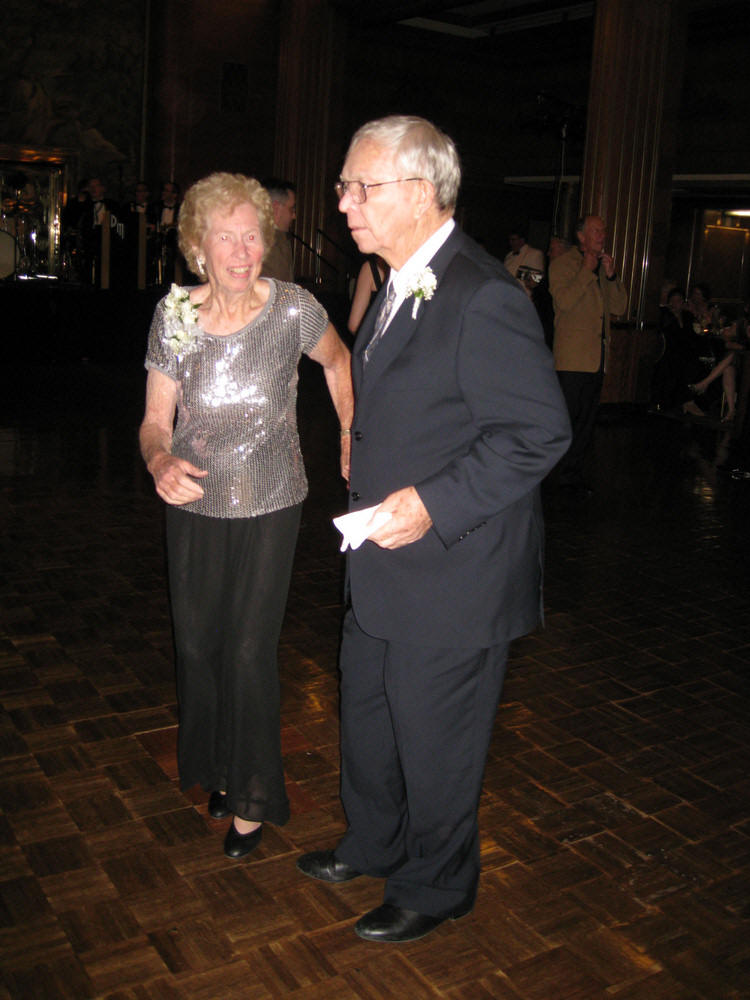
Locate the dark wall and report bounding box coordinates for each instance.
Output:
[148,0,280,192]
[677,2,750,175]
[337,3,750,261]
[339,17,592,259]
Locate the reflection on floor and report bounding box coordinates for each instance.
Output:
[1,357,749,999]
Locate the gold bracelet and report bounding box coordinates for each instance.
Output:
[340,428,351,436]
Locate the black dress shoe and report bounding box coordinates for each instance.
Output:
[354,902,470,943]
[208,790,231,819]
[296,849,361,883]
[223,822,262,858]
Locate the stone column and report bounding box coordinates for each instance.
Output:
[273,0,349,290]
[580,0,686,402]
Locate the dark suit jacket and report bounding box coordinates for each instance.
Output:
[347,226,571,648]
[78,197,121,251]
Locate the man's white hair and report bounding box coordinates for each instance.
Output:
[349,115,461,212]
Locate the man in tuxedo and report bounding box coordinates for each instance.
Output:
[124,181,158,285]
[78,176,121,285]
[156,180,181,230]
[504,228,546,295]
[297,116,571,943]
[154,180,181,285]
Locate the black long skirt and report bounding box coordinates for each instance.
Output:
[165,503,302,826]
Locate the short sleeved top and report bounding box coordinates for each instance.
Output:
[145,280,328,518]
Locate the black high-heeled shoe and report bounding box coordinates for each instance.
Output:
[224,821,262,858]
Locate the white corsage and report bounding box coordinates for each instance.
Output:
[406,266,437,319]
[162,283,200,356]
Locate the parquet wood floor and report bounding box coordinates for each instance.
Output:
[1,357,749,999]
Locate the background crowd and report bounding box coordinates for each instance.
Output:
[60,176,183,287]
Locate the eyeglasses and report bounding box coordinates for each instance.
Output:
[334,178,422,204]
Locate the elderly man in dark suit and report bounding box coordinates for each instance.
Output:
[297,116,571,943]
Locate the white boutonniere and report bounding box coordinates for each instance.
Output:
[406,266,437,319]
[162,283,200,356]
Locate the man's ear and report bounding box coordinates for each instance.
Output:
[414,179,436,218]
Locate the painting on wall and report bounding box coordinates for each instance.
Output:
[0,0,146,200]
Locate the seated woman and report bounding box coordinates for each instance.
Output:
[651,287,702,412]
[689,312,747,422]
[687,283,713,333]
[680,283,733,419]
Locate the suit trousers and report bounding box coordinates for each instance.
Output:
[336,608,509,918]
[556,366,604,486]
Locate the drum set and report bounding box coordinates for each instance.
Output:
[0,178,50,280]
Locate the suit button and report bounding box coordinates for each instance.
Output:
[354,431,363,441]
[351,491,360,501]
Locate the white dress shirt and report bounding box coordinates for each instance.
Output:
[380,218,455,335]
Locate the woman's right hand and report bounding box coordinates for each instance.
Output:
[149,453,208,505]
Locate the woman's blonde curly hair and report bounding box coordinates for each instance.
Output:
[178,173,277,278]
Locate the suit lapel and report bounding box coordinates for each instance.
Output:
[354,228,464,401]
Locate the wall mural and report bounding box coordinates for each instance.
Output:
[1,0,146,199]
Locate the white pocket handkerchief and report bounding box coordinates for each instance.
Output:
[333,505,391,551]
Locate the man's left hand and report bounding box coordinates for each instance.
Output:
[368,486,432,549]
[600,252,616,278]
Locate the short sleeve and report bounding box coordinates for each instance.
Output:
[296,287,329,355]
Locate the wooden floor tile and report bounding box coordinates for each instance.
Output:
[2,357,749,998]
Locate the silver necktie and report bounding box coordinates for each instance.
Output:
[363,282,396,365]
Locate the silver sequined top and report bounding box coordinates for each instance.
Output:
[145,280,329,518]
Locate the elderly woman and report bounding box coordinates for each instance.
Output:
[139,173,353,858]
